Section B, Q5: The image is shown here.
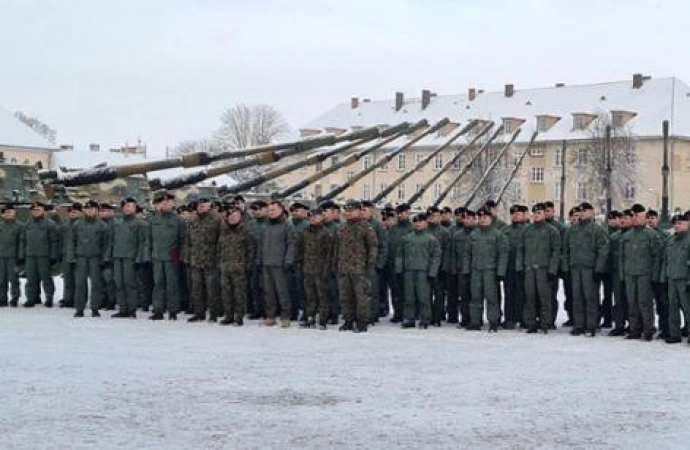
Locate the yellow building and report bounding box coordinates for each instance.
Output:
[272,74,690,218]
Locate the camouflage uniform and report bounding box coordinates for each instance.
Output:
[296,223,335,325]
[0,218,23,306]
[69,217,110,312]
[368,218,388,323]
[187,212,222,319]
[23,216,59,306]
[335,219,377,328]
[218,220,256,321]
[150,211,186,315]
[325,220,341,322]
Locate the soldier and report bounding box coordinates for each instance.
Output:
[149,191,186,320]
[233,195,254,224]
[600,211,621,329]
[518,203,561,334]
[396,213,441,329]
[463,208,509,332]
[0,204,24,307]
[387,203,413,322]
[322,201,342,324]
[248,200,268,319]
[660,213,690,344]
[22,202,59,307]
[608,209,632,336]
[295,207,335,329]
[187,198,222,322]
[111,197,150,318]
[361,200,387,325]
[99,203,117,310]
[563,202,609,337]
[450,208,476,327]
[288,202,309,321]
[261,201,295,327]
[58,203,82,308]
[217,205,256,326]
[136,205,154,312]
[335,201,377,333]
[484,200,508,231]
[619,203,660,341]
[503,204,527,329]
[544,201,565,326]
[378,208,398,318]
[426,206,451,326]
[176,204,193,314]
[440,206,456,232]
[69,200,110,317]
[647,209,670,339]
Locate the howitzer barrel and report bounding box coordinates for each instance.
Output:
[495,131,539,205]
[318,118,449,202]
[407,121,494,205]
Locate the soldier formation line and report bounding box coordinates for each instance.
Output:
[1,193,688,344]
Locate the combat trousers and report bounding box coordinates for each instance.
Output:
[445,271,459,323]
[549,274,561,327]
[74,257,103,312]
[191,266,221,318]
[62,261,76,305]
[654,281,669,336]
[378,267,391,317]
[368,269,378,323]
[338,273,369,327]
[101,262,116,309]
[430,272,446,323]
[138,262,154,310]
[25,256,54,304]
[601,274,613,325]
[328,275,340,322]
[264,266,291,320]
[388,270,404,321]
[249,265,265,316]
[178,262,190,313]
[612,272,628,330]
[563,271,574,321]
[113,258,139,313]
[457,273,471,325]
[625,274,655,335]
[470,269,500,328]
[523,268,553,329]
[152,260,181,314]
[289,266,305,320]
[503,268,524,326]
[0,257,20,303]
[303,272,329,323]
[220,269,247,321]
[667,279,690,340]
[571,268,599,331]
[403,270,431,324]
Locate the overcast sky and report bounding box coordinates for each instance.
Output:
[0,0,686,157]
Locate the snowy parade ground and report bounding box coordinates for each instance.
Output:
[2,288,690,449]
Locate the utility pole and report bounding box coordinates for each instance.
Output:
[559,139,566,222]
[605,125,612,219]
[661,120,670,224]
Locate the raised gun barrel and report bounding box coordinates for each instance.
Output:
[494,131,539,205]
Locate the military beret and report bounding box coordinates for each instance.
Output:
[569,206,581,216]
[344,201,362,211]
[412,213,428,223]
[477,207,491,217]
[441,206,452,214]
[120,197,137,207]
[544,201,555,209]
[176,205,189,214]
[608,210,621,219]
[579,202,594,211]
[465,209,476,217]
[532,203,546,213]
[233,195,246,203]
[454,207,467,216]
[1,203,15,213]
[212,200,222,209]
[395,203,411,214]
[153,190,175,203]
[188,201,199,211]
[290,202,309,211]
[225,204,239,214]
[197,197,211,204]
[426,206,440,215]
[646,209,659,218]
[672,213,687,224]
[98,203,113,210]
[382,206,395,215]
[622,209,633,217]
[309,208,324,217]
[484,200,498,209]
[84,200,100,209]
[45,204,55,212]
[382,211,396,220]
[250,200,268,210]
[630,203,646,214]
[509,204,521,214]
[520,205,529,213]
[69,202,83,212]
[360,200,374,208]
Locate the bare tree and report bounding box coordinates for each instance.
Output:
[166,138,220,158]
[14,111,57,143]
[214,104,289,182]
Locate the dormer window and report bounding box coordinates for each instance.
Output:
[502,117,526,134]
[536,115,560,132]
[572,113,597,130]
[611,110,637,128]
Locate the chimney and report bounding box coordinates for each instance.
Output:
[468,88,476,101]
[395,92,404,111]
[422,89,431,110]
[632,73,644,89]
[351,97,359,109]
[504,84,514,97]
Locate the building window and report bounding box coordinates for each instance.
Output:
[452,154,462,170]
[573,115,586,130]
[576,182,588,201]
[397,184,406,201]
[554,180,562,199]
[316,161,323,172]
[536,117,548,132]
[513,151,523,166]
[415,153,424,165]
[434,183,442,200]
[331,156,340,167]
[314,184,322,197]
[379,183,388,194]
[434,154,443,170]
[452,186,462,199]
[577,148,588,166]
[363,155,372,170]
[378,162,388,172]
[346,171,354,182]
[362,183,371,200]
[513,181,523,200]
[397,154,406,171]
[530,146,545,157]
[531,167,544,183]
[625,184,636,200]
[415,184,423,194]
[555,147,563,167]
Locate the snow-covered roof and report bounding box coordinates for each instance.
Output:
[0,107,60,151]
[52,149,147,172]
[302,77,690,145]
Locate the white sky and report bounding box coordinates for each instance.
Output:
[0,0,686,157]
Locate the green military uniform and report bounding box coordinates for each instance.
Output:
[387,220,413,321]
[367,217,388,324]
[336,219,378,330]
[563,218,609,333]
[651,227,669,337]
[100,216,116,309]
[296,222,335,327]
[427,222,451,325]
[517,221,561,330]
[450,225,473,326]
[289,217,309,320]
[608,228,629,332]
[325,220,342,322]
[23,216,59,306]
[150,210,186,316]
[59,219,78,307]
[463,225,509,329]
[262,217,295,322]
[546,217,566,324]
[69,216,110,313]
[187,212,222,319]
[0,218,24,306]
[660,231,690,341]
[112,214,150,314]
[138,215,154,310]
[395,228,441,326]
[218,219,256,323]
[374,221,390,318]
[619,226,660,338]
[248,217,268,317]
[503,221,526,328]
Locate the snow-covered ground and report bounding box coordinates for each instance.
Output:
[2,281,690,449]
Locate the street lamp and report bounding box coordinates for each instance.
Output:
[647,187,660,209]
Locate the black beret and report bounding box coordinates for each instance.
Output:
[99,203,113,210]
[69,202,83,212]
[233,195,246,203]
[309,208,324,217]
[361,200,374,208]
[484,200,498,209]
[426,206,440,215]
[290,202,309,211]
[84,200,100,209]
[520,205,529,213]
[441,206,452,214]
[477,207,491,217]
[454,207,467,216]
[412,213,428,222]
[121,197,137,207]
[608,210,621,219]
[30,201,45,210]
[250,200,268,210]
[395,203,411,214]
[646,209,659,218]
[579,202,594,211]
[465,209,476,217]
[224,204,238,214]
[672,214,687,224]
[569,207,581,216]
[509,204,521,214]
[176,205,189,214]
[544,201,555,209]
[622,209,633,217]
[631,203,646,214]
[344,201,362,211]
[382,211,396,220]
[188,201,199,211]
[532,203,546,213]
[197,197,211,204]
[1,203,15,213]
[135,205,144,214]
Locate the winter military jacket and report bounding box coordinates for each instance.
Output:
[428,223,451,273]
[503,222,526,272]
[608,229,627,274]
[386,220,413,268]
[661,232,690,281]
[217,221,256,272]
[395,229,441,277]
[291,218,309,235]
[0,219,24,259]
[150,211,186,263]
[249,218,268,266]
[69,217,110,262]
[112,215,150,262]
[369,218,388,270]
[562,219,609,273]
[261,217,295,267]
[186,212,221,268]
[23,217,59,259]
[517,222,561,275]
[450,226,473,275]
[462,226,509,277]
[296,224,335,276]
[60,220,78,263]
[335,219,378,275]
[619,226,660,279]
[651,227,670,281]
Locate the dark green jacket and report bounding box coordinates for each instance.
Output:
[150,211,186,262]
[619,226,660,279]
[463,226,509,276]
[517,222,560,274]
[69,217,110,262]
[112,215,150,262]
[0,220,24,259]
[450,226,473,275]
[661,232,690,281]
[503,222,526,272]
[395,229,441,277]
[23,217,59,259]
[563,219,609,272]
[369,218,388,270]
[386,220,413,268]
[428,223,451,273]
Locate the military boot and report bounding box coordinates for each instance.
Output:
[129,311,137,319]
[570,328,584,336]
[111,310,130,318]
[235,318,244,327]
[74,310,84,318]
[168,313,177,321]
[526,327,539,334]
[187,314,205,322]
[91,309,100,317]
[665,336,682,344]
[149,312,164,320]
[220,316,234,326]
[608,327,626,337]
[9,299,18,307]
[401,321,415,329]
[585,329,596,337]
[339,322,354,331]
[0,300,7,307]
[354,325,368,333]
[23,301,36,308]
[44,299,53,308]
